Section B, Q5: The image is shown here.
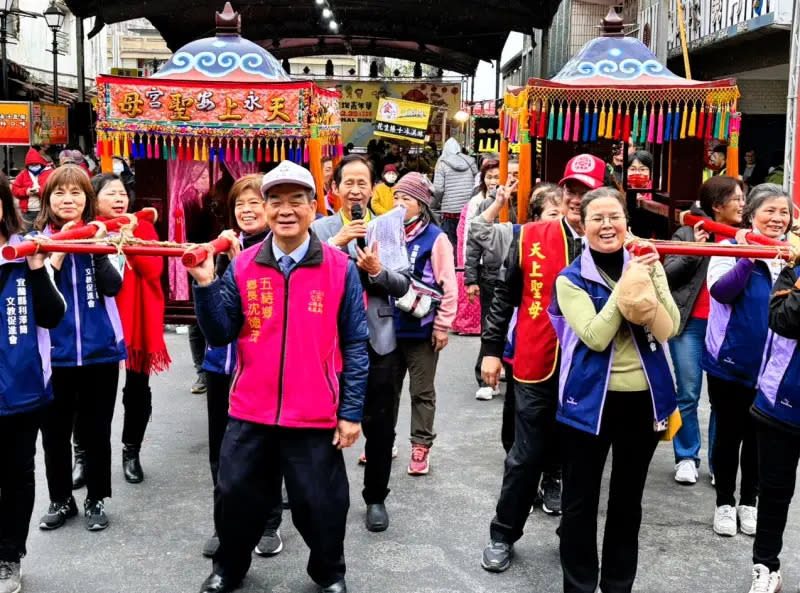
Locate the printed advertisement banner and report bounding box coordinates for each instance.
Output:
[334,81,461,147]
[0,102,32,146]
[31,103,69,146]
[374,98,431,144]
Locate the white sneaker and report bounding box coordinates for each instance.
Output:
[475,386,495,400]
[674,460,699,485]
[714,505,738,536]
[748,563,782,593]
[391,444,398,459]
[738,505,758,536]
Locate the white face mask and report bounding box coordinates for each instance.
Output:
[112,162,125,175]
[384,173,398,184]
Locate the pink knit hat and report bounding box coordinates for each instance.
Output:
[393,172,433,208]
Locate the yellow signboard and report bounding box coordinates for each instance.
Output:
[0,102,31,145]
[374,98,432,144]
[333,81,461,146]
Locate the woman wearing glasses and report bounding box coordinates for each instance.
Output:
[548,187,679,593]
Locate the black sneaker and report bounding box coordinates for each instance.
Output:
[202,531,219,558]
[39,496,78,530]
[191,373,208,394]
[84,499,109,531]
[481,540,513,572]
[539,474,562,516]
[254,528,283,556]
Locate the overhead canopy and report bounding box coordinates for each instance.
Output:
[65,0,564,75]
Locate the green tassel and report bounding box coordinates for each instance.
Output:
[547,106,555,140]
[632,107,640,143]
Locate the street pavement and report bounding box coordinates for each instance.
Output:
[22,331,800,593]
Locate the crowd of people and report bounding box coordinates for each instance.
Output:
[0,135,798,593]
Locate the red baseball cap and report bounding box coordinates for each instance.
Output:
[559,154,606,190]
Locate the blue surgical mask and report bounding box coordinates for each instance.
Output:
[28,164,43,175]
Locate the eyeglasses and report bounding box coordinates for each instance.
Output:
[587,214,626,225]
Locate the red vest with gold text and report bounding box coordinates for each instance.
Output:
[514,220,570,383]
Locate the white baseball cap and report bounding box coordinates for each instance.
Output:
[260,160,316,199]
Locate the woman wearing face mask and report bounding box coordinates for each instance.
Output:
[704,184,797,542]
[371,164,399,216]
[85,174,169,487]
[549,187,679,593]
[35,165,125,533]
[391,173,457,476]
[11,148,53,227]
[112,156,136,207]
[198,174,284,560]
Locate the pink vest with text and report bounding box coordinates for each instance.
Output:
[229,241,349,428]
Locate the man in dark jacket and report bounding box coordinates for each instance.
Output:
[190,161,369,593]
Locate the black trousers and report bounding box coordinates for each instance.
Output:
[362,346,404,504]
[753,421,800,571]
[560,391,660,593]
[121,369,152,446]
[501,362,516,454]
[206,372,282,531]
[214,420,349,587]
[473,278,496,388]
[188,324,207,373]
[0,409,41,562]
[489,371,559,543]
[707,374,758,507]
[42,363,119,502]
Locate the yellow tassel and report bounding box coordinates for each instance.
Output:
[112,134,120,156]
[680,102,688,139]
[272,139,279,162]
[605,105,614,139]
[280,138,286,161]
[598,103,606,137]
[688,102,698,137]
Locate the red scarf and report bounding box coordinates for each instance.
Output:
[100,216,171,374]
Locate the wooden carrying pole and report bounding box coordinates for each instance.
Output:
[679,212,787,246]
[308,137,326,216]
[675,0,692,80]
[498,139,510,222]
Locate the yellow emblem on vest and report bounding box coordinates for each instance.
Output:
[308,290,325,314]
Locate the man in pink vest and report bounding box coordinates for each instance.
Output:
[189,160,369,593]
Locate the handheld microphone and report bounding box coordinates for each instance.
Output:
[351,204,367,250]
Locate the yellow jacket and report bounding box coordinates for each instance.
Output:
[371,183,395,215]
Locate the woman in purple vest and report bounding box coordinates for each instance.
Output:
[391,172,457,476]
[704,184,794,541]
[750,190,800,592]
[548,187,679,593]
[0,177,65,593]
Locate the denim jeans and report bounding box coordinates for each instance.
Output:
[668,317,716,470]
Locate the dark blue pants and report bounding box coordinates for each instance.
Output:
[213,419,349,587]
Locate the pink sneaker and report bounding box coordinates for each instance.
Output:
[408,444,430,475]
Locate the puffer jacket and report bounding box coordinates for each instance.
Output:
[11,149,53,213]
[432,138,478,214]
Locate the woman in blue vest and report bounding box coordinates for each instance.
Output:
[0,176,65,593]
[704,184,794,541]
[548,187,679,593]
[750,198,800,591]
[34,165,126,532]
[391,172,457,476]
[199,174,283,559]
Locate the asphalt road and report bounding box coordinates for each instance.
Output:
[21,331,800,593]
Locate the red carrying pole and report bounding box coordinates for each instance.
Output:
[629,240,795,261]
[4,208,158,260]
[8,242,187,258]
[181,237,232,268]
[679,212,787,247]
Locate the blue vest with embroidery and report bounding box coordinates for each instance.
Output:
[393,223,443,340]
[548,253,677,435]
[702,259,774,387]
[49,253,126,367]
[0,258,54,415]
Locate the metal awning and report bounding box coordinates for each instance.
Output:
[64,0,564,75]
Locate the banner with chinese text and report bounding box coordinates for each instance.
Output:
[0,102,32,146]
[374,98,431,144]
[31,103,69,145]
[333,81,461,147]
[95,76,341,139]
